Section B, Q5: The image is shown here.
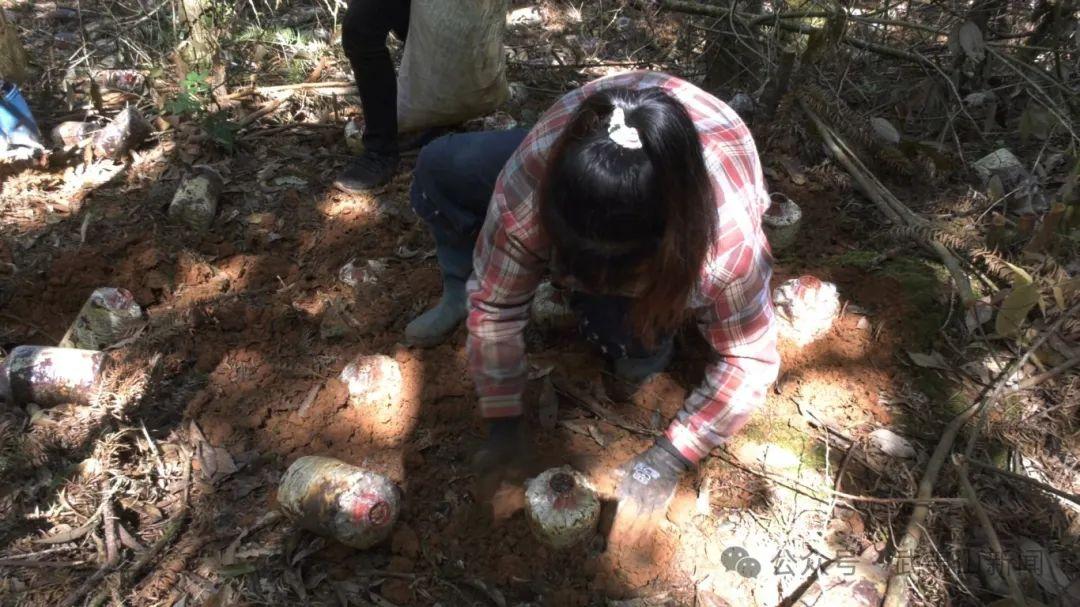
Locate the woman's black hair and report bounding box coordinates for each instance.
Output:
[539,86,717,341]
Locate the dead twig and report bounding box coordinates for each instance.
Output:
[85,448,194,607]
[60,563,113,607]
[1015,352,1080,390]
[798,99,976,306]
[237,96,290,128]
[882,308,1075,607]
[715,452,966,506]
[963,303,1080,460]
[643,0,938,68]
[988,47,1080,144]
[102,481,119,567]
[225,80,355,100]
[954,456,1027,606]
[882,402,980,607]
[962,456,1080,509]
[36,480,119,545]
[550,377,660,438]
[117,521,146,553]
[0,558,94,568]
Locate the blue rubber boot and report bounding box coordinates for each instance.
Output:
[404,243,471,347]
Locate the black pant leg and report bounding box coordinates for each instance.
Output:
[341,0,410,155]
[409,128,530,281]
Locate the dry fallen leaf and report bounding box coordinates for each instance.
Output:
[906,351,949,370]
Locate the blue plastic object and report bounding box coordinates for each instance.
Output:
[0,80,43,151]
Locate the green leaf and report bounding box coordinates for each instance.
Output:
[203,112,239,151]
[182,70,211,97]
[165,92,201,117]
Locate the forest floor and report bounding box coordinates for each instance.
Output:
[1,1,1078,606]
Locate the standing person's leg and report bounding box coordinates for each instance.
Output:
[407,128,529,346]
[570,292,675,400]
[337,0,410,192]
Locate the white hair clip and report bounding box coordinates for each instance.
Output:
[607,107,643,150]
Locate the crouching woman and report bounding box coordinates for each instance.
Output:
[407,71,780,535]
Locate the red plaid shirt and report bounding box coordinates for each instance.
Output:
[466,71,779,464]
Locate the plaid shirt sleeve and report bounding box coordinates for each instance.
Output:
[465,82,590,418]
[662,79,780,464]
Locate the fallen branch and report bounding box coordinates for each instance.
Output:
[1015,351,1080,390]
[85,448,194,607]
[33,512,102,544]
[237,96,290,128]
[798,99,976,306]
[36,481,119,545]
[715,452,967,506]
[881,402,980,607]
[988,47,1080,143]
[116,521,146,553]
[954,456,1027,606]
[0,558,94,568]
[225,80,355,100]
[881,308,1075,607]
[102,481,119,567]
[551,377,660,438]
[60,561,113,607]
[963,303,1080,460]
[962,456,1080,509]
[641,0,938,68]
[238,58,330,129]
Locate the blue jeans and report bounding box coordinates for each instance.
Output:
[410,129,673,379]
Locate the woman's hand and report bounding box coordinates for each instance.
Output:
[611,443,689,548]
[471,416,531,499]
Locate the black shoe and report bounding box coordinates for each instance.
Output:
[334,151,399,193]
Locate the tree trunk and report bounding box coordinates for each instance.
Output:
[179,0,217,68]
[0,9,29,82]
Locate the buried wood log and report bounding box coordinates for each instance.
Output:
[92,107,152,159]
[50,121,99,148]
[772,275,839,346]
[277,455,401,549]
[2,345,105,406]
[339,354,402,407]
[59,287,144,350]
[169,166,224,231]
[525,466,600,549]
[762,193,802,252]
